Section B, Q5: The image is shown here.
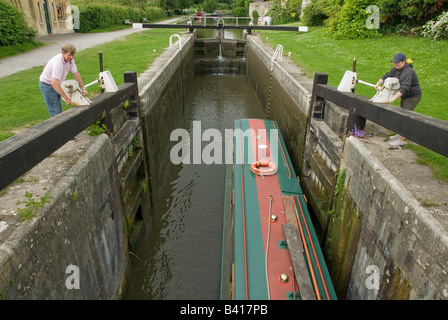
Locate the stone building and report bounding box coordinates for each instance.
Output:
[6,0,74,36]
[249,1,272,20]
[249,0,312,20]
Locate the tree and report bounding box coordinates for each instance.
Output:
[203,0,218,12]
[156,0,181,11]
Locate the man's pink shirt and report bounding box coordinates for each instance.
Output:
[39,53,78,85]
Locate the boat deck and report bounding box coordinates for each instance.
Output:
[221,119,337,300]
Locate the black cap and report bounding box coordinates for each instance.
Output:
[391,53,406,63]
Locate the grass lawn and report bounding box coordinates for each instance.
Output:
[260,26,448,181]
[0,41,45,59]
[261,26,448,121]
[0,28,185,141]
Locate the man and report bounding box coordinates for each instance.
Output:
[39,43,88,117]
[375,52,422,147]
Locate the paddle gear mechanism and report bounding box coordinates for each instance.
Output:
[337,70,400,103]
[61,70,118,106]
[62,80,91,106]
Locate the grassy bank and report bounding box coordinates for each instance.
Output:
[261,27,448,121]
[260,26,448,181]
[0,28,185,141]
[0,41,45,59]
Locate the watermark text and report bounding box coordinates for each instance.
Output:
[365,264,380,290]
[366,5,380,30]
[169,121,279,165]
[65,264,80,289]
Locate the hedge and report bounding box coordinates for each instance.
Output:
[0,0,35,46]
[77,4,165,33]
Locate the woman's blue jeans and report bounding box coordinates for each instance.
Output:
[39,81,62,117]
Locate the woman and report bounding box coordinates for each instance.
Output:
[375,52,422,147]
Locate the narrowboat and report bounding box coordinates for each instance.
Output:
[220,119,337,300]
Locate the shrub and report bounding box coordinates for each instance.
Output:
[232,7,248,17]
[419,11,448,40]
[77,3,165,33]
[270,0,302,24]
[0,0,35,46]
[302,0,331,26]
[327,0,381,39]
[252,10,259,20]
[231,0,248,17]
[377,0,447,32]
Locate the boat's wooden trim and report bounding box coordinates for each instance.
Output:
[282,224,316,300]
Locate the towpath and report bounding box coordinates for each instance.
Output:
[0,17,184,79]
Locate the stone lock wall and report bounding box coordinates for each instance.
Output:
[246,35,312,176]
[0,134,128,299]
[339,138,448,299]
[138,33,195,196]
[0,74,149,299]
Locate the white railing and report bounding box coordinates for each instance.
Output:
[271,44,283,71]
[169,34,182,50]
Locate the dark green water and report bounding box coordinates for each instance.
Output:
[123,74,265,299]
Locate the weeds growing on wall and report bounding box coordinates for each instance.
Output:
[17,191,50,220]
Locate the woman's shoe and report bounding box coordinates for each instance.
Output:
[389,139,405,147]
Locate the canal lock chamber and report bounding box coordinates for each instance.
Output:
[122,27,322,299]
